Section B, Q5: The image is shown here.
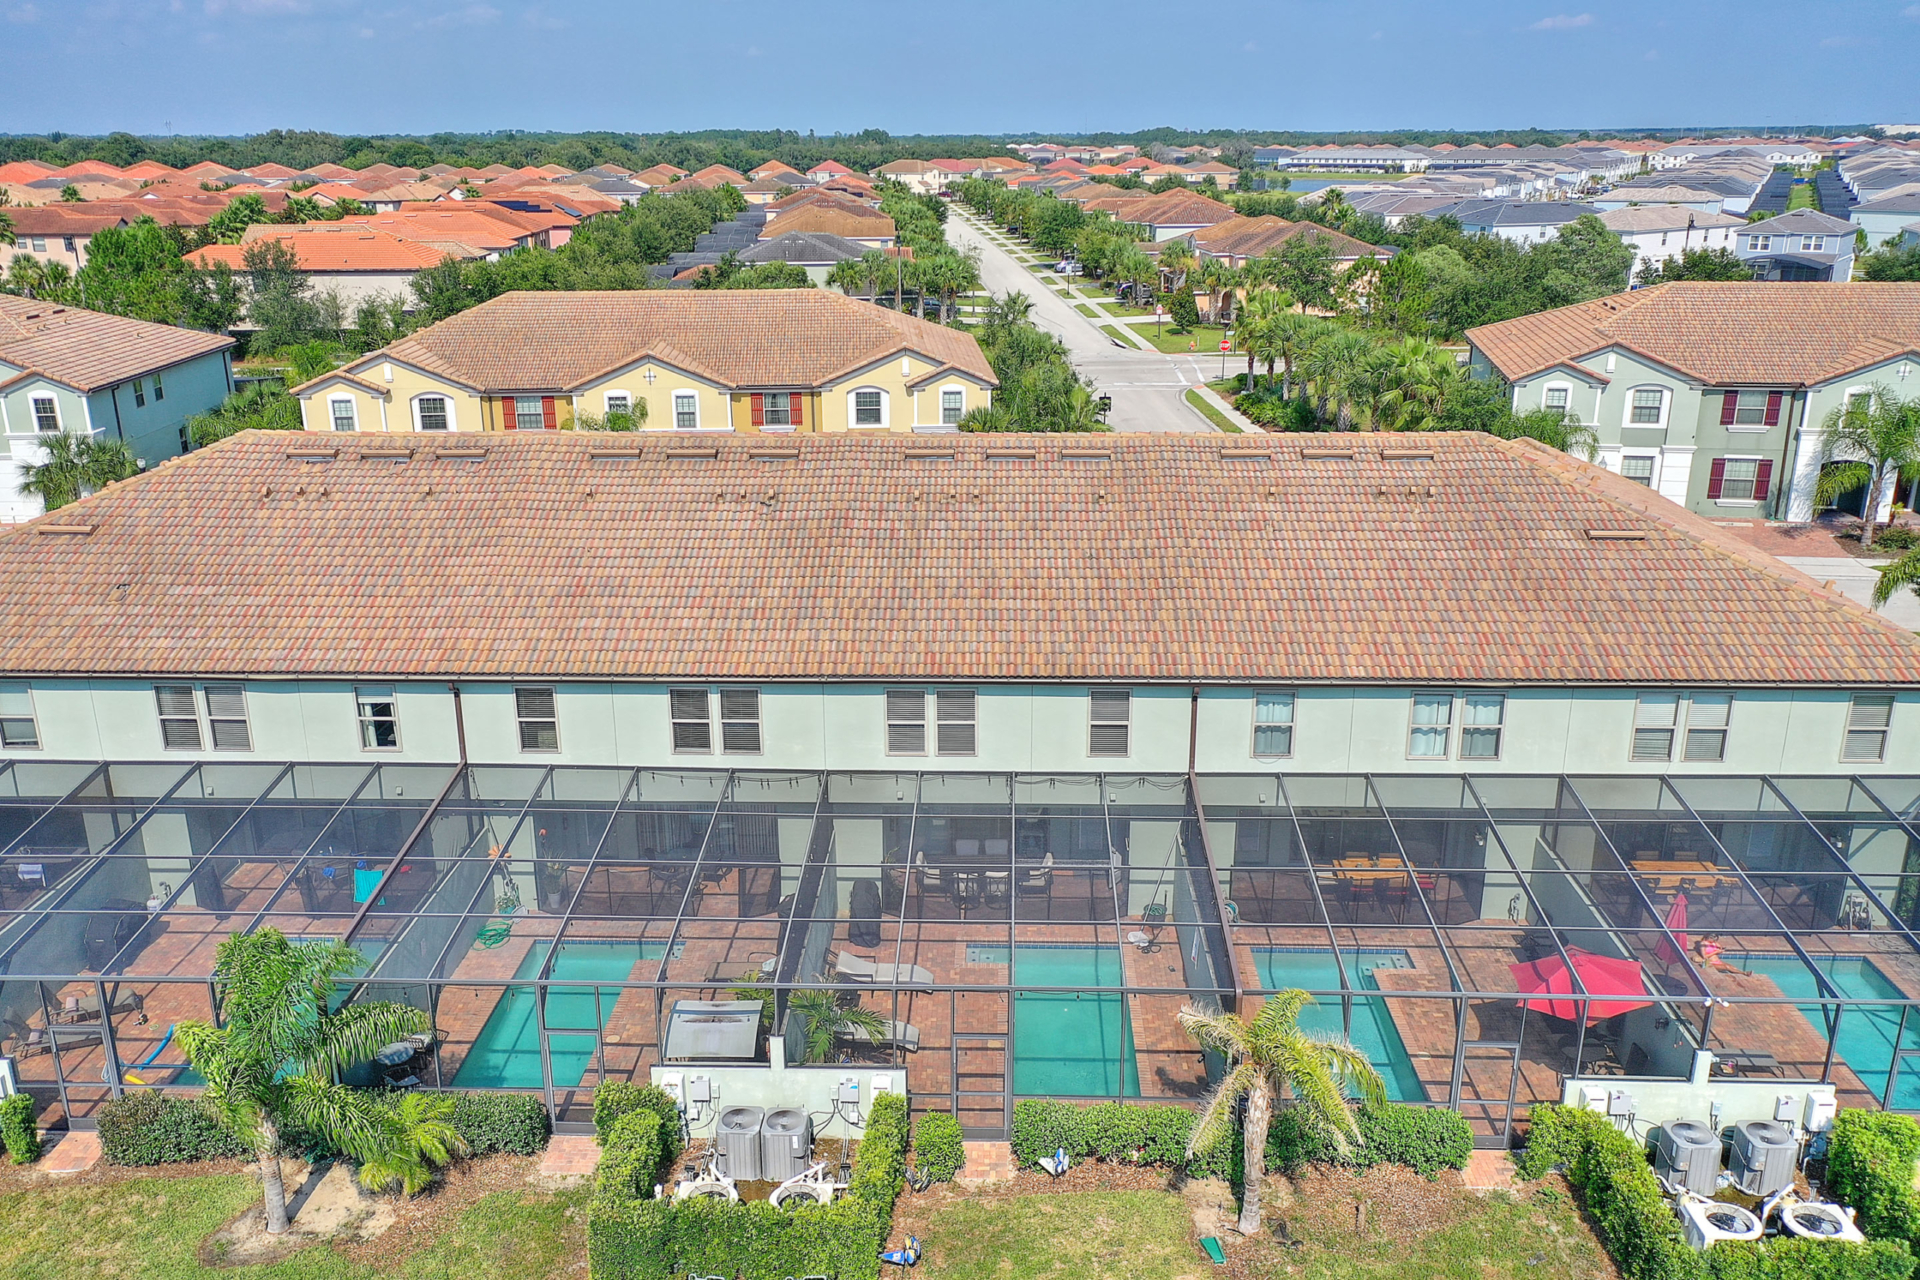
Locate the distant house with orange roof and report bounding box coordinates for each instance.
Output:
[761,203,896,247]
[187,225,457,312]
[120,160,179,180]
[334,204,547,259]
[1,206,132,275]
[678,164,749,190]
[0,160,55,184]
[247,162,301,181]
[806,160,855,180]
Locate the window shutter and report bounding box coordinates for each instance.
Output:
[501,396,516,430]
[751,394,765,427]
[542,396,557,430]
[1753,459,1774,504]
[1706,458,1727,500]
[791,394,803,428]
[1719,392,1738,426]
[1763,392,1783,426]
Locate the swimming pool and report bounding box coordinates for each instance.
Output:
[1012,945,1140,1097]
[1252,948,1428,1102]
[451,938,664,1089]
[1741,954,1920,1108]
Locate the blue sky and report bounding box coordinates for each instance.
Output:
[4,0,1919,138]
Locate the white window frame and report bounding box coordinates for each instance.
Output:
[718,687,763,755]
[31,395,60,434]
[672,390,700,430]
[670,688,713,753]
[0,682,41,750]
[154,683,252,752]
[1089,688,1131,757]
[939,386,966,426]
[1406,691,1505,760]
[510,395,546,431]
[1541,382,1572,416]
[515,686,560,753]
[1728,390,1770,430]
[1626,386,1668,429]
[849,386,888,429]
[356,685,400,751]
[412,393,454,433]
[1843,693,1895,764]
[1252,690,1295,759]
[132,379,146,408]
[603,390,633,418]
[152,371,163,402]
[1630,690,1732,763]
[1715,454,1765,505]
[328,395,358,432]
[935,689,977,756]
[1800,235,1824,253]
[155,685,202,751]
[1747,234,1772,252]
[1408,692,1454,759]
[886,689,927,756]
[1619,451,1659,487]
[762,391,794,429]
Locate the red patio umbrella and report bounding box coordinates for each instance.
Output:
[1509,946,1654,1023]
[1654,893,1690,966]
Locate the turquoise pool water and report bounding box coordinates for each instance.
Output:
[1012,945,1140,1097]
[1742,954,1920,1108]
[451,939,664,1089]
[1253,948,1428,1102]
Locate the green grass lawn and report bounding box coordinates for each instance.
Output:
[1132,323,1232,355]
[1184,389,1242,433]
[1789,181,1818,211]
[1096,324,1142,348]
[0,1172,586,1280]
[919,1191,1197,1280]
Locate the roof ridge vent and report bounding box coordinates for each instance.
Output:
[1585,528,1650,541]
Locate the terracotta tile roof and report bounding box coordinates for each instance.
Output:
[807,161,855,177]
[761,206,895,241]
[187,227,453,272]
[684,164,749,186]
[0,295,233,393]
[1085,189,1235,229]
[5,429,1915,684]
[350,289,993,393]
[246,162,301,180]
[0,160,57,183]
[1,206,131,236]
[1468,282,1920,385]
[1191,216,1383,261]
[333,208,532,253]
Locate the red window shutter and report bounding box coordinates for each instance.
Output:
[1719,392,1738,426]
[1707,457,1727,500]
[1764,391,1783,426]
[542,396,557,430]
[502,396,516,430]
[750,394,765,427]
[791,394,804,428]
[1754,458,1774,502]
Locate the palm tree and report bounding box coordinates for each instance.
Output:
[1158,238,1196,290]
[1238,288,1295,385]
[177,929,433,1234]
[858,249,890,304]
[1377,337,1463,430]
[788,990,887,1062]
[1298,328,1374,429]
[1347,344,1401,430]
[1814,386,1920,548]
[1872,552,1920,607]
[1180,991,1384,1236]
[352,1093,468,1197]
[983,290,1035,328]
[826,257,867,298]
[20,434,138,513]
[957,402,1016,432]
[1200,258,1242,326]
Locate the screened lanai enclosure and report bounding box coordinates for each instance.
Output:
[5,761,1920,1144]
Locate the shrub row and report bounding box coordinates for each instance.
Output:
[1827,1111,1920,1251]
[912,1112,965,1182]
[592,1080,683,1173]
[588,1091,910,1280]
[1520,1105,1916,1280]
[98,1089,552,1166]
[1,1093,42,1165]
[1011,1098,1470,1182]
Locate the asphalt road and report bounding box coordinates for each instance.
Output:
[945,208,1222,434]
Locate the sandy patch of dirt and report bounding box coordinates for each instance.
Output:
[198,1160,395,1268]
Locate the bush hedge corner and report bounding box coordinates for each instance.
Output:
[450,1092,551,1156]
[588,1089,909,1280]
[98,1091,250,1165]
[1,1092,41,1165]
[912,1111,965,1182]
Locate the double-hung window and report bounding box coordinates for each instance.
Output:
[940,389,965,425]
[356,685,399,750]
[0,683,40,749]
[1620,455,1656,486]
[330,398,357,432]
[1409,693,1453,758]
[416,396,450,432]
[1459,694,1506,759]
[1747,234,1772,252]
[1800,235,1825,252]
[132,380,147,408]
[1544,386,1569,414]
[1252,690,1295,757]
[762,393,793,428]
[853,389,884,427]
[886,690,927,755]
[1089,688,1131,757]
[605,392,631,418]
[515,687,559,752]
[936,689,977,755]
[673,392,698,430]
[1715,457,1762,501]
[154,684,252,751]
[671,689,713,752]
[718,688,762,754]
[513,397,546,431]
[1843,694,1895,763]
[32,396,59,433]
[1629,388,1664,425]
[1408,692,1505,760]
[152,372,163,401]
[1728,390,1769,427]
[1631,691,1731,762]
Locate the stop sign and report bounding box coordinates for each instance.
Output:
[1219,339,1231,352]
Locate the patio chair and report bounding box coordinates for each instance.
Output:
[845,1020,921,1052]
[832,951,935,988]
[1017,852,1053,896]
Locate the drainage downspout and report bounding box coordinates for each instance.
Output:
[449,681,468,763]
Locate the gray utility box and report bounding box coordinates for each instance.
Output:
[717,1105,766,1181]
[762,1108,814,1182]
[1730,1119,1797,1196]
[1654,1120,1721,1195]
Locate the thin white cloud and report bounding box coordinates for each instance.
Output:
[204,0,310,13]
[1530,12,1593,29]
[522,4,565,28]
[416,3,499,28]
[6,2,41,20]
[1643,47,1659,60]
[1905,3,1920,17]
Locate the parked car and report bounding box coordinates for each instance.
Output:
[1053,261,1083,275]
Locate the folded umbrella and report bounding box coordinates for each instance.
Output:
[1509,946,1653,1023]
[1654,893,1690,967]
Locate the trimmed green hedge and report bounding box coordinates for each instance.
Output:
[588,1090,909,1280]
[449,1092,550,1156]
[1011,1097,1468,1182]
[1827,1111,1920,1250]
[1,1093,41,1165]
[98,1092,250,1165]
[593,1081,682,1165]
[1520,1105,1916,1280]
[912,1112,965,1182]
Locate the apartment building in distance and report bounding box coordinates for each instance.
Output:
[291,290,996,436]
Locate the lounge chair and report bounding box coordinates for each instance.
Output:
[832,951,935,987]
[846,1020,921,1052]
